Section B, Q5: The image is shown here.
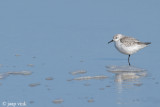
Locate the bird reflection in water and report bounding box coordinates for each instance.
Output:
[106,65,147,93]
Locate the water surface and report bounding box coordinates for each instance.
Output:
[0,0,160,107]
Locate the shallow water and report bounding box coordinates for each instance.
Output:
[0,1,160,107]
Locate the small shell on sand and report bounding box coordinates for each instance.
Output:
[29,83,40,87]
[15,54,21,56]
[27,64,34,67]
[88,99,94,103]
[45,77,54,80]
[52,99,64,104]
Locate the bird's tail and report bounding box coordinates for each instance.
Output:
[137,42,151,46]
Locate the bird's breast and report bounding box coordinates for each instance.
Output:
[114,41,138,55]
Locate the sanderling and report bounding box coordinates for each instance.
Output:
[108,34,151,66]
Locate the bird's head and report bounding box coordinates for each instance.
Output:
[108,34,124,44]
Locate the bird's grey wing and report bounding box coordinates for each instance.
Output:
[120,37,140,47]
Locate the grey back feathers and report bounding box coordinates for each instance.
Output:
[120,36,151,47]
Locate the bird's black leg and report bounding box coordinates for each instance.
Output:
[128,55,131,66]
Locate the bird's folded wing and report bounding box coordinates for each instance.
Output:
[120,36,140,47]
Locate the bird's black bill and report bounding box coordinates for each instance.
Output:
[108,40,113,44]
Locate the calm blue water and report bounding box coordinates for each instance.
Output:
[0,0,160,107]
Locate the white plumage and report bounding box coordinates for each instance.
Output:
[108,34,151,65]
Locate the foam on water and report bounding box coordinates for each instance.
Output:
[73,75,108,81]
[70,70,87,75]
[7,71,32,75]
[0,71,32,80]
[0,73,9,79]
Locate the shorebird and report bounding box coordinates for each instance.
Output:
[108,34,151,66]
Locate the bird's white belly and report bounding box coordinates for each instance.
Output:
[114,42,140,55]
